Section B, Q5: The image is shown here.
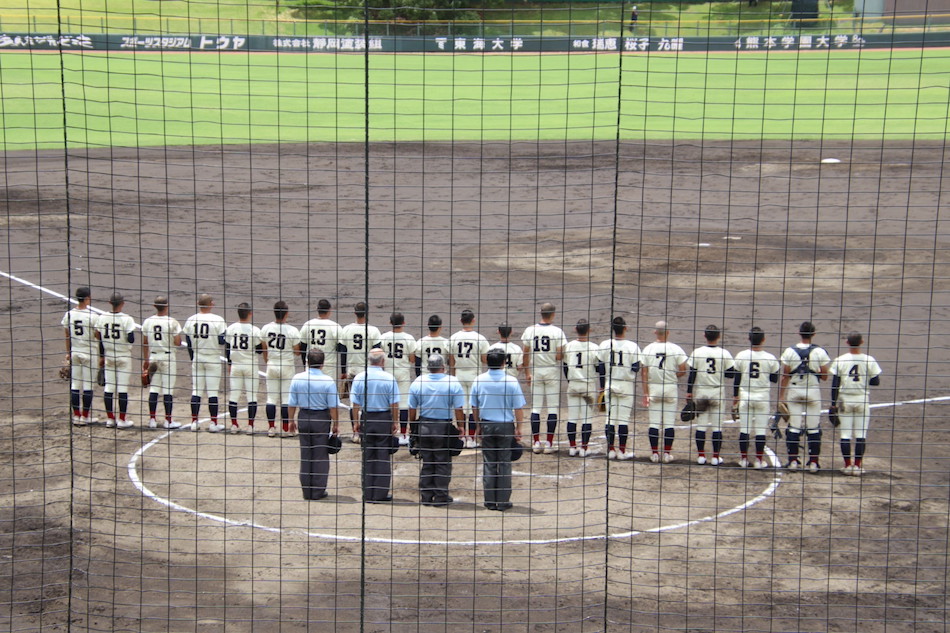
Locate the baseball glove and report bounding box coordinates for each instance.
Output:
[141,361,159,387]
[776,401,790,422]
[767,411,784,440]
[731,403,740,422]
[597,391,606,413]
[828,405,840,428]
[96,367,106,387]
[59,363,71,381]
[680,399,696,422]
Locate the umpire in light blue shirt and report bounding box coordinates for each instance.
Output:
[350,348,400,503]
[409,354,465,507]
[472,348,526,512]
[288,350,340,501]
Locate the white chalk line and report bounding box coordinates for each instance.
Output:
[3,269,943,544]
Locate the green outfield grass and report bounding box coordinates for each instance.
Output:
[1,49,947,150]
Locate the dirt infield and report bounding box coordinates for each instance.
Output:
[1,139,949,632]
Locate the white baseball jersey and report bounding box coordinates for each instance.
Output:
[781,343,831,388]
[225,321,264,366]
[564,340,601,384]
[97,312,137,358]
[184,312,227,361]
[62,307,99,356]
[142,315,182,356]
[450,330,489,373]
[688,345,735,391]
[261,322,300,366]
[300,317,343,371]
[733,349,780,397]
[379,331,417,375]
[417,335,451,362]
[598,338,641,392]
[521,323,568,379]
[340,321,381,375]
[641,341,688,388]
[831,353,882,399]
[488,341,524,379]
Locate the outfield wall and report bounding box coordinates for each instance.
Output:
[2,31,949,52]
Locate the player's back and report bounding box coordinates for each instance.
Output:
[450,330,488,373]
[564,339,601,383]
[226,321,263,365]
[521,324,567,374]
[261,322,300,366]
[689,345,734,390]
[641,341,687,386]
[184,312,227,360]
[340,322,381,373]
[98,312,137,357]
[832,353,882,396]
[301,318,342,360]
[380,331,416,373]
[63,308,99,354]
[598,338,641,385]
[734,348,779,395]
[488,341,523,378]
[142,315,182,355]
[418,335,450,361]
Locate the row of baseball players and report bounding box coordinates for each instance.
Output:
[63,289,882,474]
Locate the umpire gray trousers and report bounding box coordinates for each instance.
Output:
[361,411,394,501]
[297,408,331,500]
[418,420,454,503]
[481,422,514,506]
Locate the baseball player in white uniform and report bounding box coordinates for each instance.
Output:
[640,321,688,463]
[300,299,344,386]
[830,332,882,475]
[488,323,524,380]
[97,293,138,428]
[778,321,832,472]
[732,327,780,468]
[564,319,603,457]
[449,309,489,448]
[184,294,228,432]
[62,287,99,425]
[225,302,266,434]
[522,303,567,454]
[416,314,451,376]
[261,300,301,438]
[141,296,183,429]
[340,301,382,442]
[379,311,417,444]
[598,316,641,460]
[687,325,735,466]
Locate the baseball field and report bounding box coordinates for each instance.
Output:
[1,43,949,633]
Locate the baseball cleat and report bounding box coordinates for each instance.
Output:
[164,420,181,430]
[532,441,543,454]
[116,418,134,429]
[542,441,556,454]
[72,415,87,427]
[568,447,578,457]
[209,423,227,433]
[852,465,865,476]
[620,450,635,461]
[148,419,158,429]
[738,458,750,468]
[230,424,239,434]
[754,458,768,469]
[398,434,410,446]
[351,432,360,444]
[808,460,820,474]
[696,455,707,465]
[105,418,116,428]
[578,448,588,458]
[607,449,618,460]
[841,465,854,475]
[710,456,723,466]
[662,452,674,464]
[244,426,254,435]
[786,459,801,470]
[190,422,200,432]
[268,427,277,438]
[650,452,660,463]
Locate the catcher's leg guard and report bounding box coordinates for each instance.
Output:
[807,429,822,458]
[786,429,801,458]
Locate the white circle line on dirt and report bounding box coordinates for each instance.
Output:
[128,393,950,546]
